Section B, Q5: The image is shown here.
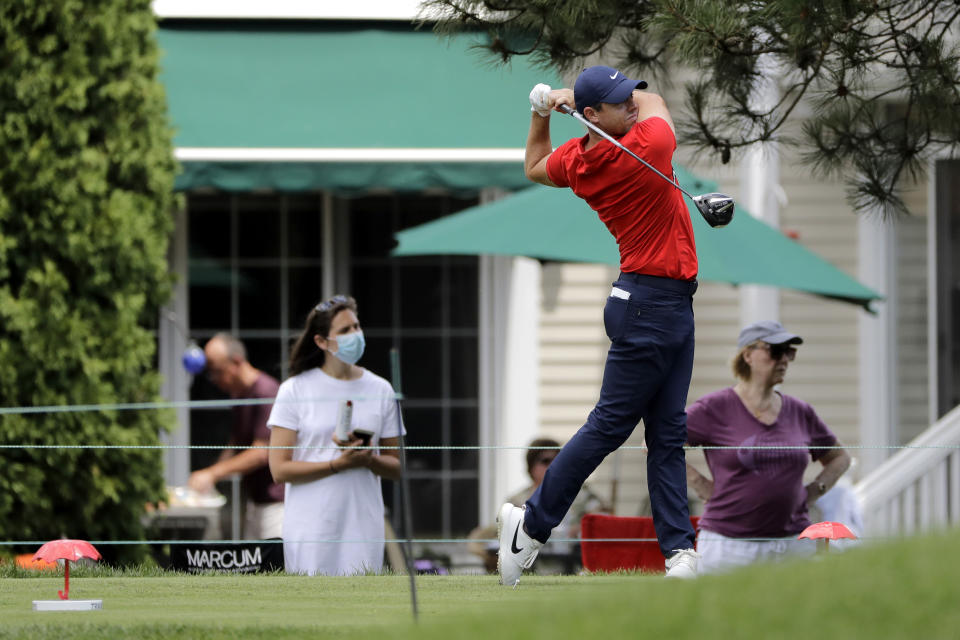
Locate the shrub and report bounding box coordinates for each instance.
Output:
[0,0,177,563]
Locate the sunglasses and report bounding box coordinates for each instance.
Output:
[760,343,798,361]
[315,295,349,313]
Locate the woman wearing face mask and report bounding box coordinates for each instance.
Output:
[267,295,403,575]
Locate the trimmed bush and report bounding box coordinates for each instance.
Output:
[0,0,177,563]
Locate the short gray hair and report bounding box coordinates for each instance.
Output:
[211,332,247,362]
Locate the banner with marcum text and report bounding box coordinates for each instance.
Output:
[171,541,284,574]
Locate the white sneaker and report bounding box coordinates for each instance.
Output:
[665,548,699,579]
[497,503,542,587]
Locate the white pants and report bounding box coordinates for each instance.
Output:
[245,501,284,540]
[697,529,817,574]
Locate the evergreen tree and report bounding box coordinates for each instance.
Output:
[0,1,176,563]
[425,0,960,215]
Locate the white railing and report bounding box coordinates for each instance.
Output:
[854,404,960,536]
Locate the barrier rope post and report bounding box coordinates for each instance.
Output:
[390,347,418,621]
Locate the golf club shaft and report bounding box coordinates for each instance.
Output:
[390,347,419,621]
[559,104,694,200]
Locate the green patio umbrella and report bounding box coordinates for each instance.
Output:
[392,167,881,310]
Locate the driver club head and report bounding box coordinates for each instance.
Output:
[693,193,735,228]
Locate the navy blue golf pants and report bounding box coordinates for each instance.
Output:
[524,272,698,557]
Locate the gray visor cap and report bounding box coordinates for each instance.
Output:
[737,320,804,349]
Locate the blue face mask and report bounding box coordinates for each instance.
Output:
[329,331,365,365]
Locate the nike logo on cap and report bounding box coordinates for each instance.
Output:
[511,522,524,554]
[609,71,619,79]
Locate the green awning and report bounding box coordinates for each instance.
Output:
[157,22,580,192]
[392,167,882,310]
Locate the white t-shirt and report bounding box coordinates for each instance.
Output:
[267,367,405,575]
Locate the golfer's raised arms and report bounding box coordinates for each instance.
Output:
[524,111,558,186]
[634,91,675,135]
[524,84,674,186]
[524,86,572,187]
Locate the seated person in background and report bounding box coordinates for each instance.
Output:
[685,320,851,574]
[468,437,611,573]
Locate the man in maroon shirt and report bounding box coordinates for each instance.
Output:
[498,66,700,586]
[189,333,283,539]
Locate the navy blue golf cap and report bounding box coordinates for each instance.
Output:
[574,66,648,114]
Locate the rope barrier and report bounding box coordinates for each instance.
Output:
[1,443,958,450]
[0,394,399,416]
[3,394,954,450]
[0,537,886,547]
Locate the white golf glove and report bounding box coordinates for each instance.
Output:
[529,83,552,117]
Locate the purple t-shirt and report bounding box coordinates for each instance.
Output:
[232,372,283,504]
[686,387,837,538]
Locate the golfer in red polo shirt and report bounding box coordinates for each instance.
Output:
[497,66,700,586]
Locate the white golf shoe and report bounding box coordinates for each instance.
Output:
[665,548,699,579]
[497,503,542,587]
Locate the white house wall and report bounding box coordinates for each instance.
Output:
[539,262,613,440]
[777,158,861,453]
[897,182,931,444]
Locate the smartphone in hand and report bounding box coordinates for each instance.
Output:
[352,429,374,446]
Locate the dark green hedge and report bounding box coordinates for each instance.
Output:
[0,1,177,563]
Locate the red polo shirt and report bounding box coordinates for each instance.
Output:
[546,117,697,280]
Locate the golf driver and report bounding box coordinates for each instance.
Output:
[558,104,735,228]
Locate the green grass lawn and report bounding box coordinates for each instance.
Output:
[2,529,958,640]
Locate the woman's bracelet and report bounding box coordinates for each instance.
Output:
[329,459,337,475]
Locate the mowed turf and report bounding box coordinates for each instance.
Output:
[2,528,959,640]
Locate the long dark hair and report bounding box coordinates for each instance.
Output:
[288,295,358,376]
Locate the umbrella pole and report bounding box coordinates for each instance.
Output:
[59,560,70,600]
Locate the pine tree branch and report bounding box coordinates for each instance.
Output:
[426,0,960,216]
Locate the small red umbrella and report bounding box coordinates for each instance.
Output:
[33,539,101,600]
[797,521,857,552]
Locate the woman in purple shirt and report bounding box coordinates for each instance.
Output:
[685,320,852,574]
